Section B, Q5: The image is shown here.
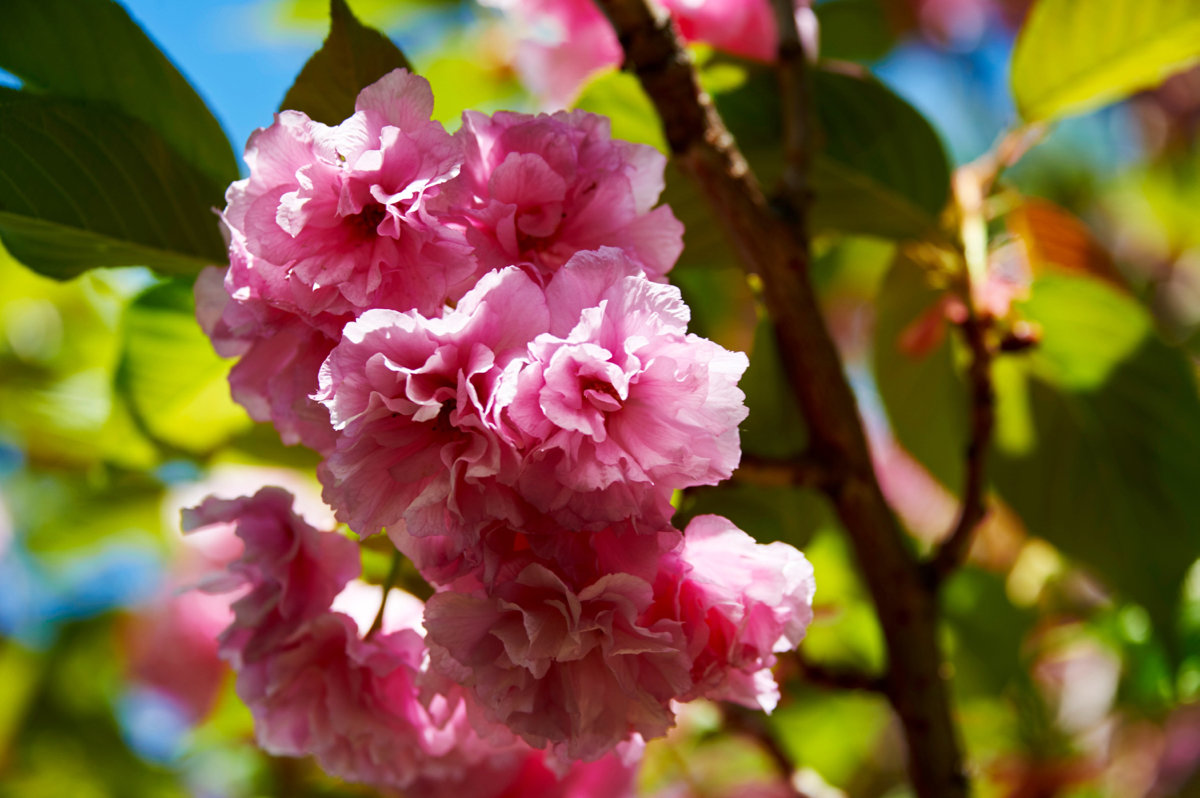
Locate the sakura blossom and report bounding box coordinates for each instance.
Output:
[444,109,684,282]
[479,0,623,108]
[656,515,816,712]
[315,266,549,539]
[222,68,473,325]
[186,487,646,796]
[425,560,693,760]
[658,0,779,61]
[508,248,749,530]
[483,0,799,106]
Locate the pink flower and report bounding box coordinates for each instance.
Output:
[186,488,537,794]
[315,266,550,539]
[182,487,362,664]
[444,110,683,283]
[223,68,474,325]
[508,248,748,530]
[496,748,640,798]
[120,589,231,722]
[659,0,778,61]
[481,0,623,108]
[195,246,338,453]
[425,561,692,760]
[655,515,815,712]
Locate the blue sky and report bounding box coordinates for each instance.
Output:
[122,0,327,160]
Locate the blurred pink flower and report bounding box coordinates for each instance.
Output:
[655,515,815,712]
[182,487,361,665]
[121,589,231,722]
[315,266,550,540]
[659,0,778,61]
[508,248,748,531]
[444,109,683,282]
[480,0,623,108]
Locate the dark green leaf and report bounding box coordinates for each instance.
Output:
[0,0,237,188]
[280,0,412,125]
[943,568,1036,697]
[814,0,897,64]
[710,62,951,241]
[809,69,951,239]
[0,92,227,279]
[1012,0,1200,122]
[117,279,250,454]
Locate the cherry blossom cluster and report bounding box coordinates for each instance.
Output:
[194,68,814,791]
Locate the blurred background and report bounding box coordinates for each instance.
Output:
[3,1,1200,796]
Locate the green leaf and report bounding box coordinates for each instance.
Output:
[1012,0,1200,123]
[0,0,237,188]
[874,265,1200,651]
[809,69,951,240]
[280,0,412,125]
[707,61,951,241]
[814,0,895,62]
[942,568,1036,697]
[872,254,967,490]
[0,92,227,279]
[117,279,251,454]
[991,275,1200,654]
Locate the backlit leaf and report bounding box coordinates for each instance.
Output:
[117,280,251,454]
[1012,0,1200,122]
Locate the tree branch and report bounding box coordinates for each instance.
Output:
[734,453,836,490]
[779,650,886,693]
[770,0,813,218]
[593,2,968,795]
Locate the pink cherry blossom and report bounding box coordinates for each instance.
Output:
[315,266,550,539]
[425,561,692,761]
[120,589,231,722]
[182,487,362,663]
[444,109,683,283]
[196,248,339,453]
[496,747,640,798]
[654,515,815,712]
[223,68,474,325]
[658,0,778,61]
[507,248,748,530]
[185,488,533,794]
[480,0,623,109]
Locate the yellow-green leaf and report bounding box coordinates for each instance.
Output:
[1012,0,1200,122]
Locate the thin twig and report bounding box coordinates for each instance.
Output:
[592,3,968,796]
[926,167,998,584]
[928,308,995,582]
[367,550,403,638]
